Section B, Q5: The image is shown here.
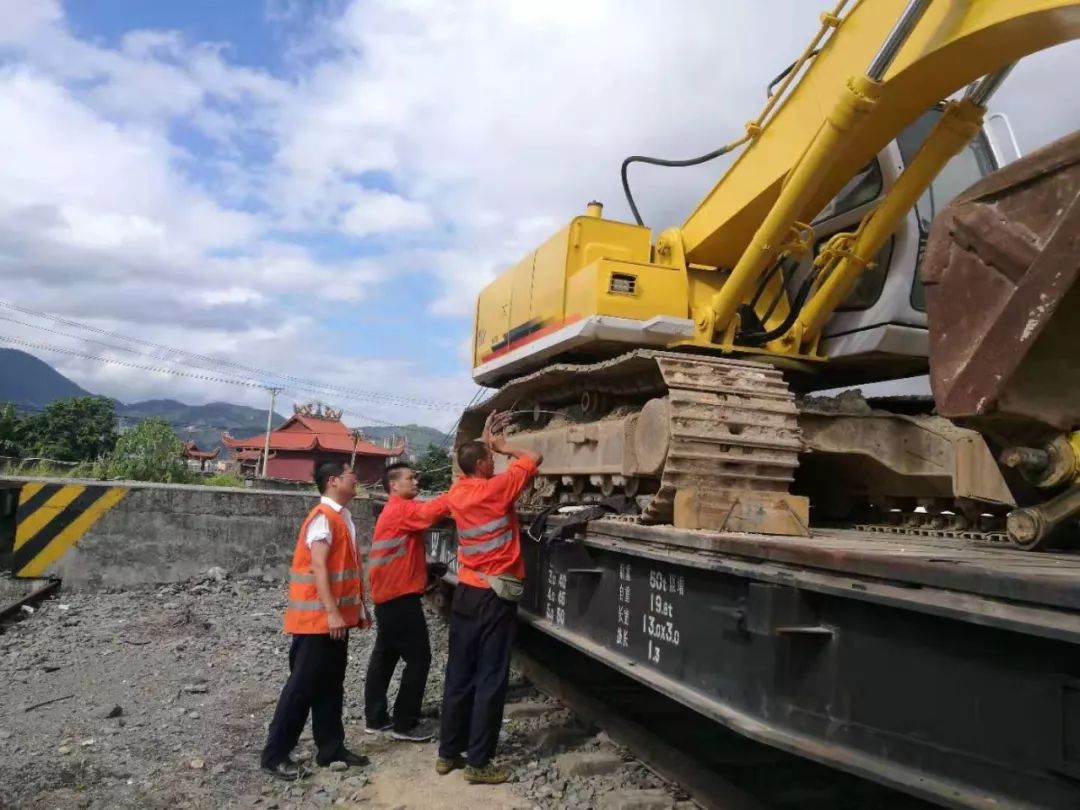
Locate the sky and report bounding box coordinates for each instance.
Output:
[0,1,1077,431]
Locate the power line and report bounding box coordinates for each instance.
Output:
[0,334,267,389]
[0,315,422,426]
[0,312,273,385]
[0,359,426,441]
[441,385,488,449]
[0,299,467,411]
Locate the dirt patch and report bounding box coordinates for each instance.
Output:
[0,572,684,810]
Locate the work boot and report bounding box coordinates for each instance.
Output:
[463,763,510,784]
[435,755,466,775]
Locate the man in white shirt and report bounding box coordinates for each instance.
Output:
[261,461,372,780]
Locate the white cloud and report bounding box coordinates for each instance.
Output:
[0,0,1076,430]
[268,0,1080,317]
[0,0,62,44]
[199,287,266,307]
[340,188,433,237]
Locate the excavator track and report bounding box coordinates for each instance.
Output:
[638,354,803,526]
[595,511,1013,547]
[848,521,1009,545]
[457,350,809,536]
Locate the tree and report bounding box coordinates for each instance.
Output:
[0,403,21,457]
[107,418,192,483]
[412,443,452,492]
[18,396,118,461]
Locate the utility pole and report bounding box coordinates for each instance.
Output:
[260,387,282,479]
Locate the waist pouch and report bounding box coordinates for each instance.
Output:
[485,572,524,603]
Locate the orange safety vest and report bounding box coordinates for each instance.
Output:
[283,503,363,634]
[447,458,537,589]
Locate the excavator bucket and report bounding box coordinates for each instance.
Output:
[923,130,1080,444]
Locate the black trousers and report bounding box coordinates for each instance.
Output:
[364,593,432,732]
[261,633,348,766]
[438,583,517,767]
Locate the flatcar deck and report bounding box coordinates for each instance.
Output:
[587,519,1080,611]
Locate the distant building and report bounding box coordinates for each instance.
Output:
[181,441,219,473]
[221,403,404,484]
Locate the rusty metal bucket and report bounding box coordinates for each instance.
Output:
[923,130,1080,445]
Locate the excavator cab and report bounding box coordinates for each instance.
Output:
[794,106,1000,384]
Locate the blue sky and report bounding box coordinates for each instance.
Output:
[0,1,1076,429]
[65,1,287,68]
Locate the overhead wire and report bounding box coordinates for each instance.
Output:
[619,0,850,225]
[0,299,467,411]
[0,334,266,389]
[440,385,487,449]
[0,338,430,443]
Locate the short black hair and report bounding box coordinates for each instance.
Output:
[383,461,412,493]
[456,440,489,475]
[314,460,350,494]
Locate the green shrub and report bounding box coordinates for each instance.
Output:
[204,473,244,487]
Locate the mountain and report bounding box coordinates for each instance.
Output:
[119,399,286,452]
[0,349,450,452]
[0,348,91,410]
[358,424,450,453]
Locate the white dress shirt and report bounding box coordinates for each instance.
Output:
[305,496,357,549]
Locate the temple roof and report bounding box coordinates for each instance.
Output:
[221,413,404,458]
[182,441,220,460]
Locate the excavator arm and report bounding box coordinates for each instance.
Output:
[669,0,1080,349]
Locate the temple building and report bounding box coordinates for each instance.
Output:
[222,403,404,484]
[181,441,220,473]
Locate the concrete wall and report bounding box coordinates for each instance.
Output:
[1,476,375,589]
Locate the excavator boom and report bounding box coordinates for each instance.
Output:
[683,0,1080,268]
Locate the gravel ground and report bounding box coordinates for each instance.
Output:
[0,571,688,810]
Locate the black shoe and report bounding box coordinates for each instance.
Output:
[316,748,369,768]
[392,719,436,742]
[261,758,309,780]
[364,720,392,734]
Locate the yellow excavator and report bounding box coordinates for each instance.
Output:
[459,0,1080,550]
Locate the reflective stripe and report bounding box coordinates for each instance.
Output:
[289,569,357,584]
[371,535,407,551]
[459,515,510,539]
[288,594,359,612]
[368,545,409,567]
[460,528,513,555]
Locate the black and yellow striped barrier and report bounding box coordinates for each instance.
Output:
[11,482,129,578]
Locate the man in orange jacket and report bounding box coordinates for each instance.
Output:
[364,462,449,742]
[261,461,372,780]
[437,412,542,784]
